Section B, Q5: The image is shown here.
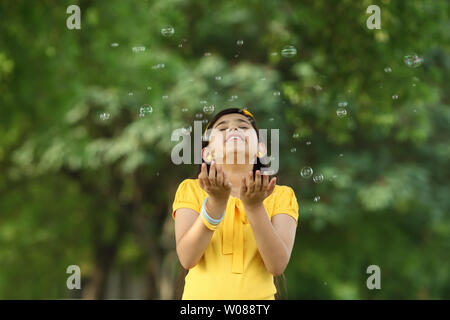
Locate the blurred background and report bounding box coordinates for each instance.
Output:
[0,0,449,299]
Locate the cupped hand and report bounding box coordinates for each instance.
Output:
[198,161,232,202]
[240,170,276,208]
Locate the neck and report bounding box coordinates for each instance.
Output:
[221,163,254,198]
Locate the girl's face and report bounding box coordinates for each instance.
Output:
[205,113,259,164]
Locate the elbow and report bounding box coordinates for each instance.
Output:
[270,267,285,277]
[268,259,289,277]
[176,249,198,270]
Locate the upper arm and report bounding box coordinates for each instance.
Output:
[271,214,297,258]
[174,208,199,247]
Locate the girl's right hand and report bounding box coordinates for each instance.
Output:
[198,161,232,202]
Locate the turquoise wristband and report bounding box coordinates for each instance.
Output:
[201,197,225,225]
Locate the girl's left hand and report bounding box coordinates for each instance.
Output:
[240,170,276,208]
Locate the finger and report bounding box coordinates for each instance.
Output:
[266,177,277,196]
[247,170,255,193]
[216,165,223,186]
[223,170,232,189]
[201,162,210,186]
[255,170,261,191]
[209,160,216,186]
[240,176,247,194]
[262,172,269,191]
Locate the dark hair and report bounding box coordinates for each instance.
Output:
[176,107,287,299]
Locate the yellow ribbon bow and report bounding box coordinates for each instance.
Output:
[222,197,248,274]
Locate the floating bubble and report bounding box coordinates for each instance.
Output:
[404,53,423,68]
[273,91,281,96]
[139,105,153,117]
[152,63,165,69]
[132,46,146,53]
[290,148,297,153]
[338,101,348,107]
[336,108,347,117]
[313,196,320,202]
[237,40,244,46]
[161,26,175,37]
[313,85,323,91]
[110,43,119,47]
[281,45,297,58]
[203,105,215,114]
[313,174,324,183]
[384,67,392,73]
[99,112,110,121]
[301,166,313,178]
[392,94,398,100]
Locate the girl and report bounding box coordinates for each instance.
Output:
[172,108,299,300]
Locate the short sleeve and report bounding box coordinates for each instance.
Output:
[172,179,204,220]
[272,186,299,226]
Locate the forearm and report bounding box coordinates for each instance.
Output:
[244,203,289,276]
[177,197,227,269]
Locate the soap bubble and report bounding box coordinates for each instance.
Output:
[99,112,110,121]
[404,54,423,68]
[281,45,297,58]
[161,26,175,37]
[301,166,313,178]
[336,108,347,117]
[139,105,153,117]
[203,105,215,114]
[313,174,324,183]
[384,67,392,73]
[237,40,244,46]
[132,46,146,53]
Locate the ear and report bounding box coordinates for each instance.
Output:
[257,141,267,158]
[202,147,213,163]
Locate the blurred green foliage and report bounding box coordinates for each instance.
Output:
[0,0,449,299]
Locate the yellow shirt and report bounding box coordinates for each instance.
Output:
[172,178,299,300]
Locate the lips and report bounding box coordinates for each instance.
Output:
[226,133,245,143]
